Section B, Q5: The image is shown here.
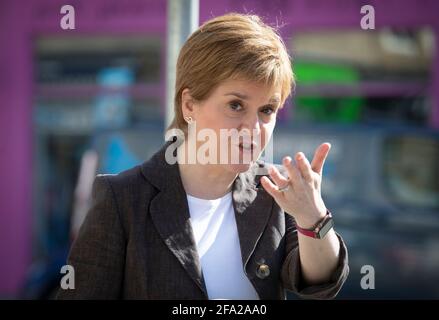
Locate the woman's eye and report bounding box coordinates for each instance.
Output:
[229,101,243,111]
[261,106,275,115]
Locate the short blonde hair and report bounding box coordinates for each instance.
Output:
[169,13,295,132]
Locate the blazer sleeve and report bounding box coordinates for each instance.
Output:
[280,213,349,299]
[56,175,126,299]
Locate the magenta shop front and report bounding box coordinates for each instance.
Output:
[0,0,438,296]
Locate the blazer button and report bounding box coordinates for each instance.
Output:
[256,263,270,279]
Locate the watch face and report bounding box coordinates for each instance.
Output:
[317,218,334,239]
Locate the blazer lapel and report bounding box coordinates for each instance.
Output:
[141,141,207,296]
[232,162,274,269]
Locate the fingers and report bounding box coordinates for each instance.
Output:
[262,143,329,197]
[310,143,331,175]
[261,176,282,198]
[269,165,289,187]
[282,156,303,188]
[295,152,313,183]
[261,164,290,198]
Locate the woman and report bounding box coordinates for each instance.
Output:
[57,13,348,300]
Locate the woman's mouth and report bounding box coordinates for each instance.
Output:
[238,141,257,152]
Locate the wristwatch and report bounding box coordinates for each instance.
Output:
[296,210,334,239]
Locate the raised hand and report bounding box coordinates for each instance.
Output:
[261,143,331,229]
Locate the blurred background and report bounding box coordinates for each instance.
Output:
[0,0,438,299]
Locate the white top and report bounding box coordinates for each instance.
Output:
[187,192,260,300]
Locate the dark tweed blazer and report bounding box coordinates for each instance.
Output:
[56,140,349,300]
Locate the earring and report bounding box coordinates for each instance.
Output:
[185,116,193,124]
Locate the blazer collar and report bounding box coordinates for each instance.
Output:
[140,139,273,297]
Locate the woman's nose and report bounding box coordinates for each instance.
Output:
[240,114,261,135]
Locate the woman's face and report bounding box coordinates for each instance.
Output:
[184,78,282,174]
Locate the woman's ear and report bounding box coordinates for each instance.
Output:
[181,88,195,118]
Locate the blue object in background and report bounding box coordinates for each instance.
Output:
[94,67,134,129]
[102,134,141,174]
[97,67,135,87]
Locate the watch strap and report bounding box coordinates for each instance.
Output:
[296,210,333,239]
